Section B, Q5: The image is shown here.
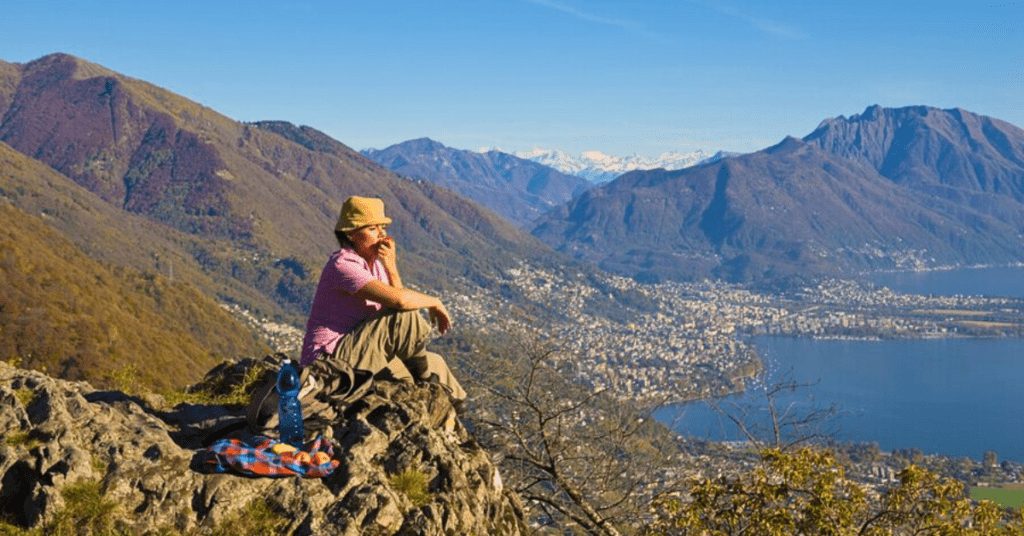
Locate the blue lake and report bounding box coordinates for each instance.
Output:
[656,266,1024,462]
[867,265,1024,299]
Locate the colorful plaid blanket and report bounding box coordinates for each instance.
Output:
[199,435,340,478]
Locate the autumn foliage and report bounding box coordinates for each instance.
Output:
[644,447,1024,536]
[0,202,267,391]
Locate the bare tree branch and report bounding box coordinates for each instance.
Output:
[458,324,681,535]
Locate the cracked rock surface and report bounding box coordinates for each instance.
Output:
[0,360,524,535]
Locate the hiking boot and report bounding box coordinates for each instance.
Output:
[422,373,467,412]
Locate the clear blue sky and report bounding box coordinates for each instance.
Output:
[1,0,1021,157]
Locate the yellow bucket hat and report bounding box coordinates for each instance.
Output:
[334,196,392,232]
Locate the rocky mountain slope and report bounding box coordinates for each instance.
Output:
[532,106,1024,284]
[0,358,524,535]
[362,138,592,228]
[804,104,1024,201]
[0,53,556,327]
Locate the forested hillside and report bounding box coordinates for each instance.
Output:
[0,199,266,390]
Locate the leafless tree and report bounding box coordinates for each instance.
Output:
[702,369,840,451]
[458,325,681,536]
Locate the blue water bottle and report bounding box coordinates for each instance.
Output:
[276,359,304,448]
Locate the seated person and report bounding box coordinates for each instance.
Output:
[299,196,465,403]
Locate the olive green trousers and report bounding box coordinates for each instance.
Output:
[331,309,466,401]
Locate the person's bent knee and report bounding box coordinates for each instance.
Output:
[390,309,431,334]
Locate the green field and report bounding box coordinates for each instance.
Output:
[971,487,1024,508]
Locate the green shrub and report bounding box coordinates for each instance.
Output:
[160,362,266,408]
[45,480,119,536]
[390,468,432,507]
[4,431,38,450]
[108,364,137,394]
[14,389,34,408]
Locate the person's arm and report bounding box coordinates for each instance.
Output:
[376,237,403,289]
[355,280,452,334]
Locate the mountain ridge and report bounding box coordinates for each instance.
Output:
[0,53,559,328]
[362,138,592,227]
[532,105,1024,284]
[804,104,1024,199]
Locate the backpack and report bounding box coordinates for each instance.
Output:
[246,352,373,439]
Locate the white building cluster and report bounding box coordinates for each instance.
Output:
[442,263,1024,403]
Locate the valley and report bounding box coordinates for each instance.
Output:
[450,265,1024,400]
[242,261,1024,405]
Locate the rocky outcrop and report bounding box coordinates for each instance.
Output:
[0,359,524,535]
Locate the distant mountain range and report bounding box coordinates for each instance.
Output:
[511,147,734,184]
[361,141,735,227]
[362,106,1024,285]
[532,105,1024,283]
[361,139,591,228]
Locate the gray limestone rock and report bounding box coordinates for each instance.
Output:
[0,360,524,535]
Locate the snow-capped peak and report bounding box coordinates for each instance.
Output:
[507,147,725,183]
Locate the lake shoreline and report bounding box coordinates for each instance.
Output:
[659,333,1024,463]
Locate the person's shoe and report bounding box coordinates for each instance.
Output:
[451,398,466,414]
[422,373,465,413]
